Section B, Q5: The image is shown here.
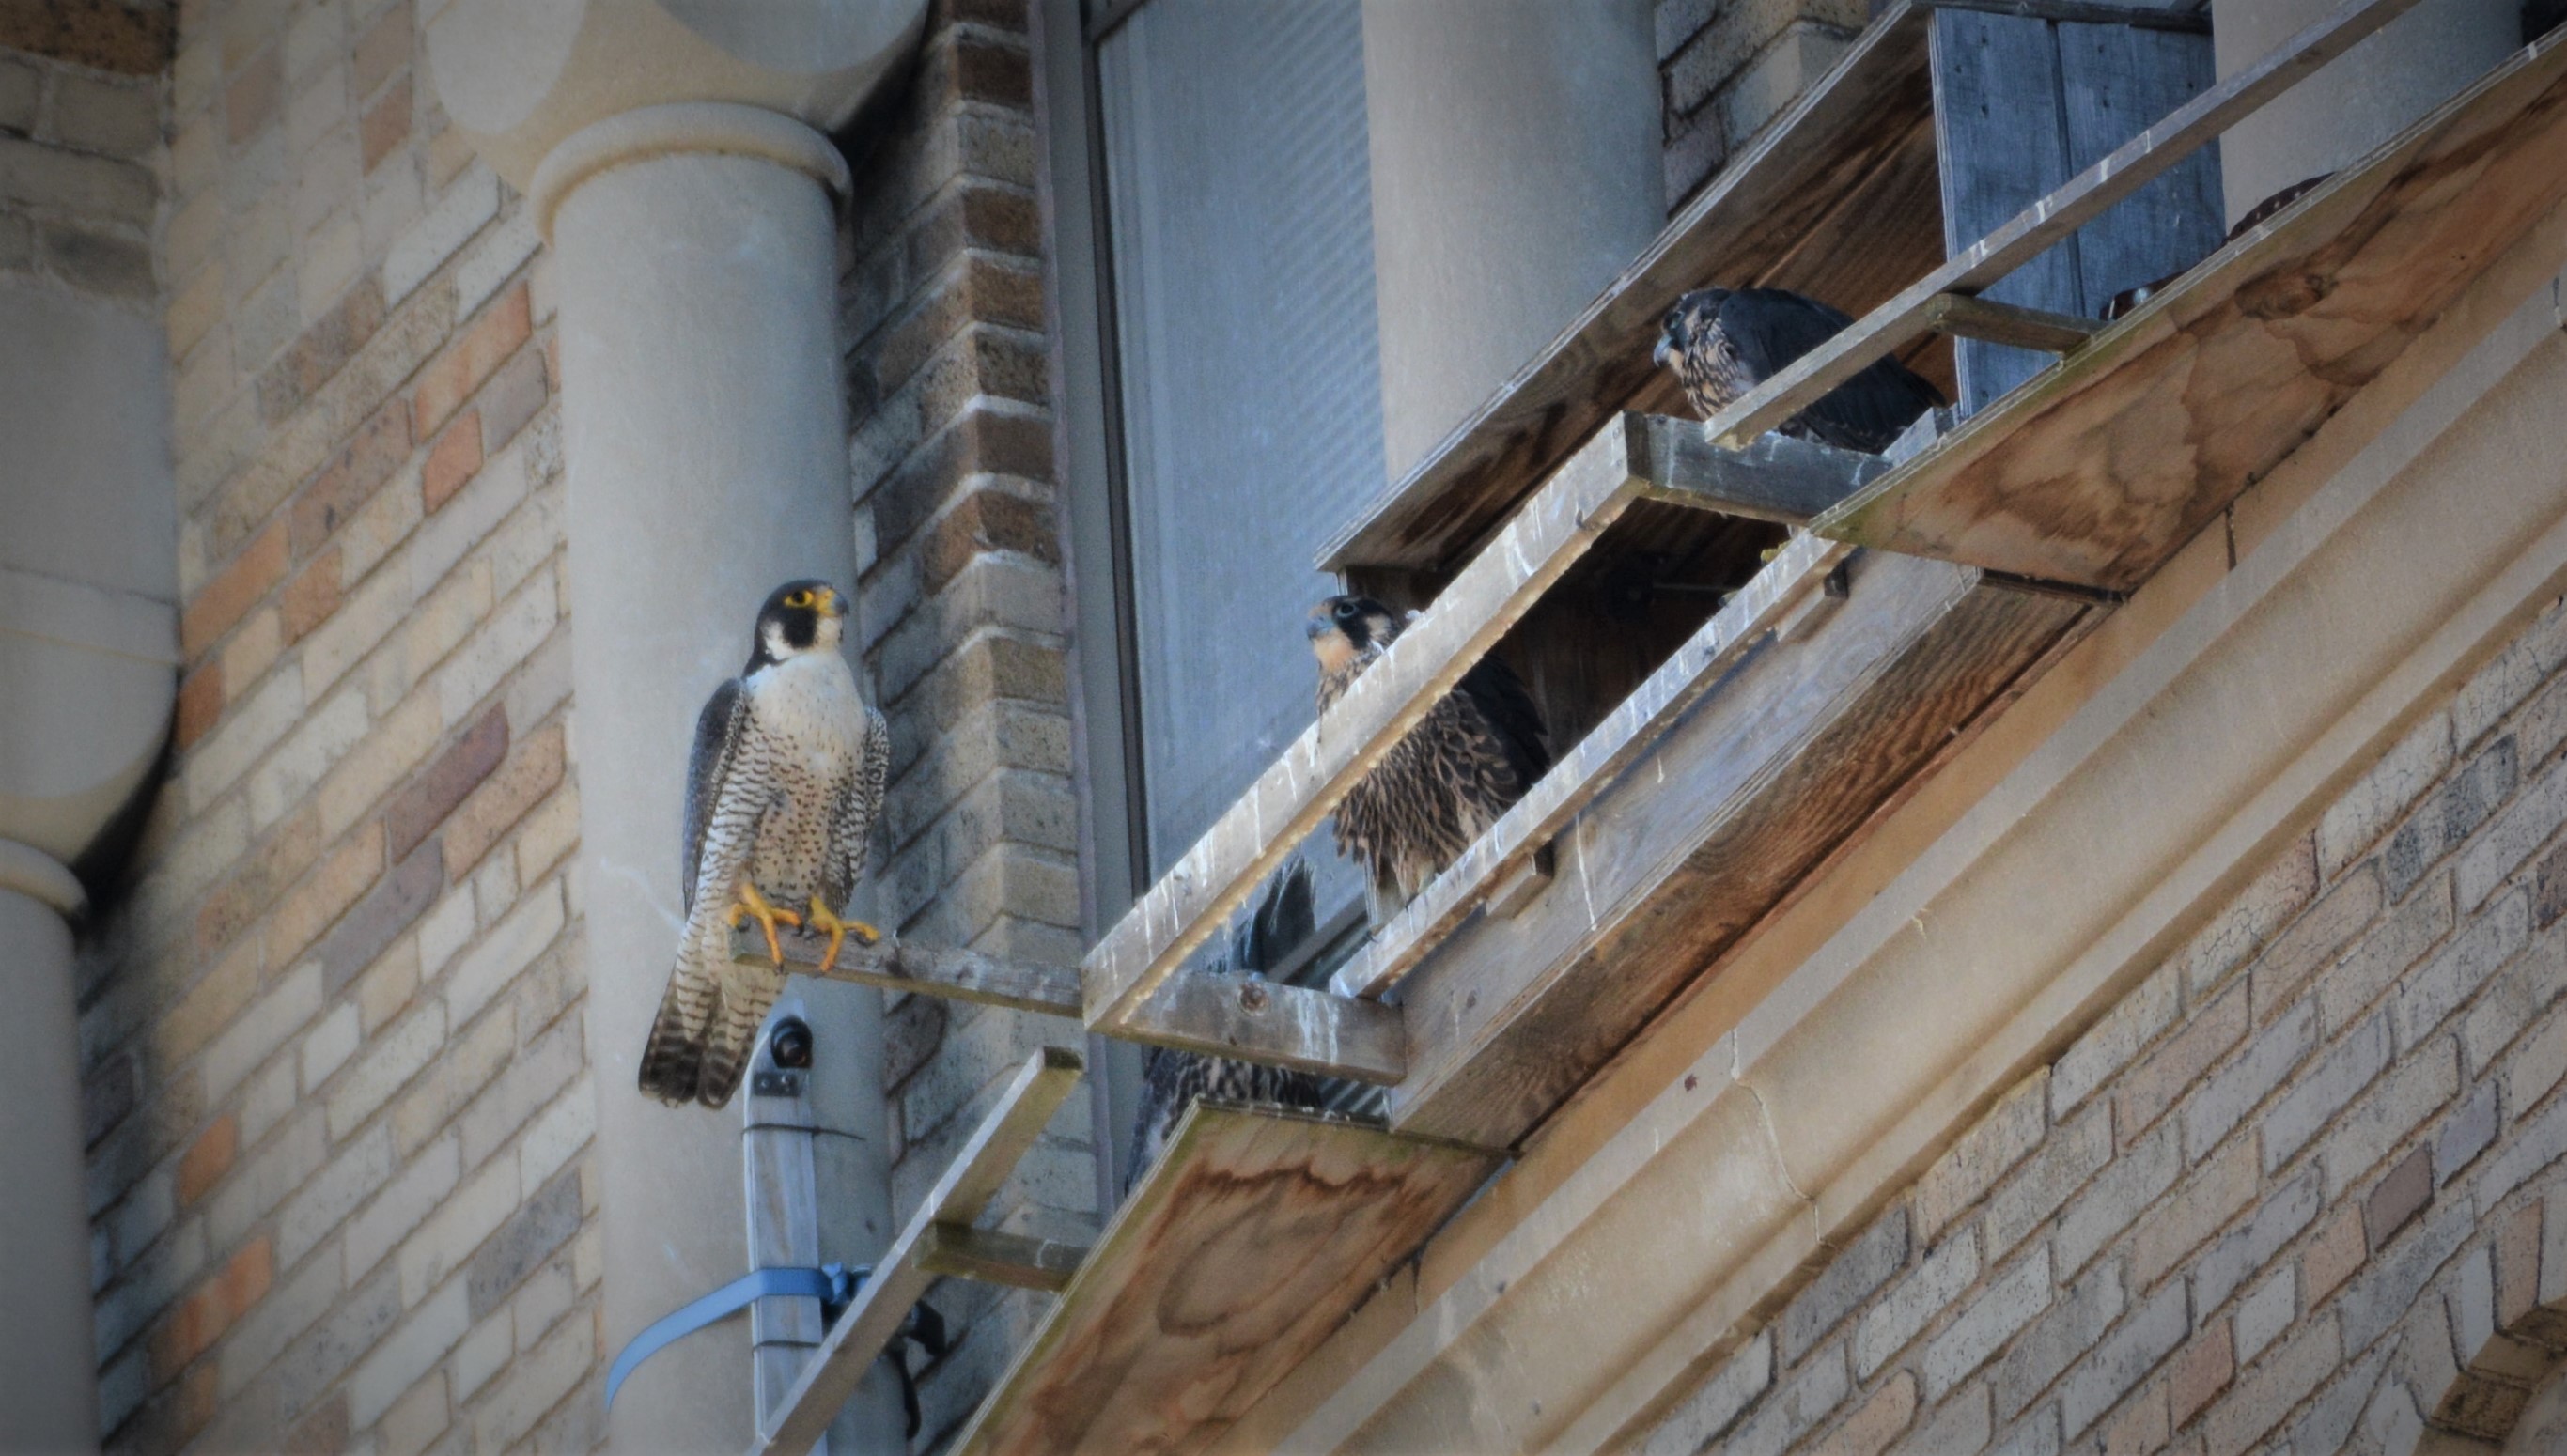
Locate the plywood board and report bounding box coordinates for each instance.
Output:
[951,1106,1502,1456]
[1391,553,2089,1148]
[1818,26,2567,590]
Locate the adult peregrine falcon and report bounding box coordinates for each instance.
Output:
[1655,286,1944,453]
[638,580,892,1110]
[1310,596,1550,926]
[1125,860,1330,1195]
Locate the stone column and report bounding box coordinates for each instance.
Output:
[428,2,925,1448]
[0,846,98,1454]
[2215,0,2517,229]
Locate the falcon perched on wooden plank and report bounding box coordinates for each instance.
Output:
[1310,596,1551,926]
[1125,860,1330,1195]
[639,580,892,1109]
[1655,286,1944,453]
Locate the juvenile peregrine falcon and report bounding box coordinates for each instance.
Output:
[1655,286,1944,453]
[1125,860,1330,1195]
[639,580,892,1110]
[1310,596,1550,926]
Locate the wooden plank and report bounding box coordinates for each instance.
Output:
[917,1225,1089,1294]
[754,1046,1084,1456]
[1331,531,1851,999]
[1318,1,1940,574]
[1924,293,2104,353]
[949,1105,1504,1456]
[1710,0,2428,449]
[1626,412,1889,523]
[1935,6,2083,410]
[2055,17,2224,307]
[1392,554,2090,1148]
[1819,27,2567,590]
[744,926,1405,1085]
[1083,421,1648,1030]
[1919,0,2211,30]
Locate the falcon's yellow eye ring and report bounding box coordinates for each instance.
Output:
[784,589,815,609]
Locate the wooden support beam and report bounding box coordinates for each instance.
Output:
[1081,422,1647,1030]
[752,1046,1083,1456]
[1921,293,2102,354]
[1625,412,1888,523]
[917,1225,1089,1294]
[1331,531,1851,999]
[1390,555,2091,1148]
[1818,25,2567,589]
[1707,0,2426,448]
[741,926,1405,1084]
[949,1105,1506,1455]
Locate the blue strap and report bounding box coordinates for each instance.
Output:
[605,1263,869,1413]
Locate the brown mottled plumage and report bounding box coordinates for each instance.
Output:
[1124,860,1330,1196]
[1309,596,1549,926]
[1654,286,1943,453]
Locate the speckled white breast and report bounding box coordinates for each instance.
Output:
[741,651,866,901]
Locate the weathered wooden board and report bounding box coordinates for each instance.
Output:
[1081,419,1647,1030]
[1708,0,2426,450]
[750,925,1405,1085]
[1391,553,2089,1149]
[1626,413,1890,523]
[1318,1,1941,574]
[950,1105,1503,1456]
[754,1047,1084,1456]
[1332,531,1851,1000]
[1820,26,2567,590]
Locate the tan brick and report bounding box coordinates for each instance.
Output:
[2202,1313,2337,1456]
[1831,1371,1918,1456]
[384,705,506,859]
[2119,983,2249,1139]
[226,48,280,143]
[327,999,445,1142]
[279,1123,395,1265]
[514,786,579,883]
[352,0,412,96]
[2249,861,2384,1021]
[195,805,320,954]
[267,819,385,969]
[2134,1137,2259,1290]
[218,1247,340,1400]
[259,277,389,426]
[396,1156,517,1308]
[376,1369,447,1456]
[346,1133,459,1280]
[2169,1321,2233,1431]
[219,607,283,701]
[1984,1104,2108,1259]
[360,71,410,173]
[2362,1145,2435,1250]
[477,347,546,455]
[443,720,564,875]
[288,400,412,558]
[472,1298,592,1451]
[2179,834,2320,998]
[516,1074,594,1192]
[245,685,368,830]
[202,960,321,1105]
[153,1235,273,1381]
[1924,1246,2052,1400]
[390,1001,512,1155]
[151,937,263,1071]
[421,409,481,513]
[355,937,421,1035]
[178,1114,239,1208]
[183,520,288,661]
[176,663,224,751]
[459,1010,582,1169]
[317,688,443,840]
[350,1278,467,1426]
[279,548,342,643]
[412,284,529,439]
[435,562,557,726]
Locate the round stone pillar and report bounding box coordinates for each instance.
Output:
[428,2,925,1448]
[0,847,96,1454]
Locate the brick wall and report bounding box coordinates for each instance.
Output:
[81,0,593,1449]
[1656,0,1868,209]
[0,21,163,307]
[1641,596,2567,1455]
[838,0,1092,1448]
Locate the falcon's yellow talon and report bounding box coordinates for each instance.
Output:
[803,904,881,975]
[726,884,801,966]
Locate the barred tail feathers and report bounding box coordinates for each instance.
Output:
[692,962,785,1108]
[637,962,716,1106]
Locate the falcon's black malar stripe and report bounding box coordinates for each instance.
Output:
[1654,286,1944,454]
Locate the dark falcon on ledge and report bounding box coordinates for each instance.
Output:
[1125,859,1330,1195]
[1310,595,1550,926]
[1656,286,1944,453]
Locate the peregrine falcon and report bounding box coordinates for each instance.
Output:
[1655,286,1944,453]
[638,580,892,1110]
[1310,596,1550,926]
[1125,860,1330,1195]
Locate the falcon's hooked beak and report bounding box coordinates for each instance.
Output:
[1652,327,1678,373]
[816,586,847,620]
